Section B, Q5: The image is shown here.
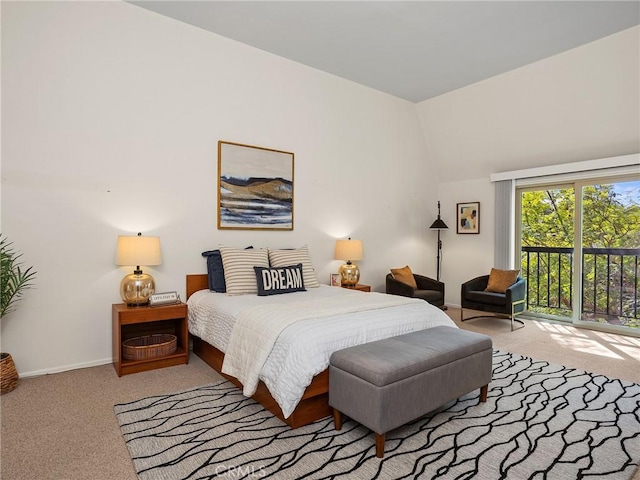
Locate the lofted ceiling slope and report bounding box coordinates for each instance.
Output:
[129,1,639,103]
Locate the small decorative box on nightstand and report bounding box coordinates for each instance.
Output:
[112,302,188,376]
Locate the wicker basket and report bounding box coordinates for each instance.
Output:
[0,353,19,394]
[122,334,177,361]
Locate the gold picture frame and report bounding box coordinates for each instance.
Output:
[218,141,294,230]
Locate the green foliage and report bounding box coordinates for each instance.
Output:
[521,184,640,249]
[0,235,37,318]
[521,188,574,248]
[582,185,640,248]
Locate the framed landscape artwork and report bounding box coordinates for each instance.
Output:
[218,141,294,230]
[457,202,480,234]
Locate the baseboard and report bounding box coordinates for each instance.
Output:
[20,344,196,378]
[19,358,114,379]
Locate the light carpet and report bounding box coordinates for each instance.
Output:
[115,351,640,479]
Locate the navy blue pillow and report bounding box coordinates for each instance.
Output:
[254,263,306,296]
[202,246,253,293]
[201,250,225,292]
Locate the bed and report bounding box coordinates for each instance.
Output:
[186,273,456,428]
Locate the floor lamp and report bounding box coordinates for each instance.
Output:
[429,201,448,283]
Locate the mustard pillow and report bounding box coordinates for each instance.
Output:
[390,266,417,289]
[485,268,520,293]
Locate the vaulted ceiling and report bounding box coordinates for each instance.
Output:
[130,1,639,103]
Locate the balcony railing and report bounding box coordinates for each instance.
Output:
[521,246,640,327]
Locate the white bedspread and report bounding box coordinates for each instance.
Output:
[221,293,419,398]
[188,286,456,418]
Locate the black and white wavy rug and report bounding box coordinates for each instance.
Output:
[115,351,640,480]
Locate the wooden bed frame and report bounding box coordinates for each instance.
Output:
[186,274,331,428]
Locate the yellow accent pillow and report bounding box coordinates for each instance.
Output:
[485,268,520,293]
[390,266,417,289]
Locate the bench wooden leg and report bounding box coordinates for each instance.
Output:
[333,408,343,430]
[480,384,488,402]
[375,433,385,458]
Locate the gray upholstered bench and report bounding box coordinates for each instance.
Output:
[328,325,493,458]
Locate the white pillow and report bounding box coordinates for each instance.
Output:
[219,246,269,295]
[268,245,319,288]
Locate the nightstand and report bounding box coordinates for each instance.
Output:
[341,284,371,292]
[112,302,189,376]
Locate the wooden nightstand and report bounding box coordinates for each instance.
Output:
[341,284,371,292]
[112,302,189,376]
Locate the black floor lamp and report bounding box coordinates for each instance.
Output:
[429,201,448,282]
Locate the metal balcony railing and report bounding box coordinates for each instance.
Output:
[521,246,640,326]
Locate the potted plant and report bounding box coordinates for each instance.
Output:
[0,235,36,394]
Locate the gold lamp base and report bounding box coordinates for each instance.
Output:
[120,270,155,306]
[338,261,360,287]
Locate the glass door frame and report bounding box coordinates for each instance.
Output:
[515,173,640,337]
[573,175,639,335]
[515,182,576,324]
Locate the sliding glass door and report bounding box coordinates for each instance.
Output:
[579,180,639,329]
[519,185,575,322]
[517,176,639,333]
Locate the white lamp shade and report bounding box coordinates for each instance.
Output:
[334,239,363,261]
[116,235,161,267]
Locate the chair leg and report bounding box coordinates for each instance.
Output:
[462,310,524,331]
[460,308,477,323]
[510,300,526,331]
[510,315,525,331]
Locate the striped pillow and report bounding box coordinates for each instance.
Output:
[268,245,319,288]
[219,246,269,295]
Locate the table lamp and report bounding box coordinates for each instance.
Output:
[116,233,161,306]
[334,238,363,287]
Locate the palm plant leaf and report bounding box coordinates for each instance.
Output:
[1,235,37,318]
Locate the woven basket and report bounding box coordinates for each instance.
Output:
[122,334,177,361]
[0,353,19,394]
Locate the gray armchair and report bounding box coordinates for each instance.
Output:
[461,275,526,331]
[385,273,445,308]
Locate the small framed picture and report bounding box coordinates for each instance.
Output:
[149,291,180,307]
[330,273,341,287]
[457,202,480,234]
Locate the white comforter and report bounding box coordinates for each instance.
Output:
[188,286,456,418]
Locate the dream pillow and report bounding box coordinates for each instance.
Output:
[254,263,306,296]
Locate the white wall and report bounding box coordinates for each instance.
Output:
[433,179,495,309]
[1,2,437,376]
[4,4,637,375]
[417,26,640,305]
